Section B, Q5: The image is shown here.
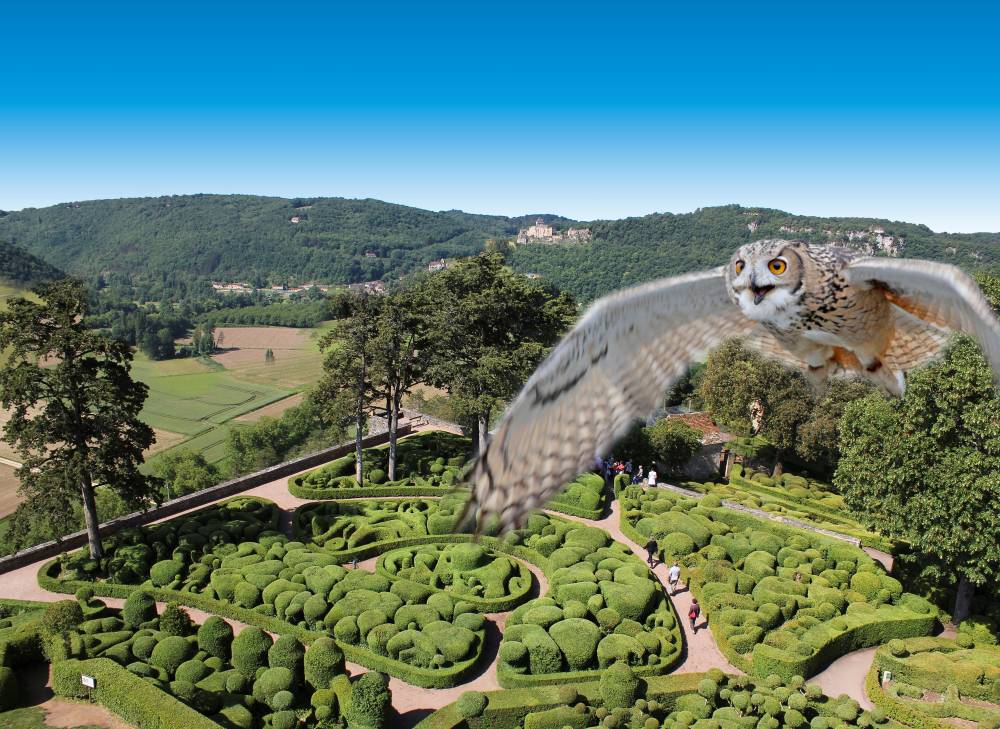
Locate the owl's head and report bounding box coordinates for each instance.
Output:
[726,239,807,321]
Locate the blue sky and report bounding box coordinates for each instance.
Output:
[2,1,999,232]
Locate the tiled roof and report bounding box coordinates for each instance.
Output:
[665,412,736,445]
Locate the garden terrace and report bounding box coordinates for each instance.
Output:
[418,666,906,729]
[378,542,535,613]
[497,512,683,688]
[41,500,493,687]
[293,494,485,561]
[619,486,937,680]
[544,472,607,520]
[289,430,472,498]
[684,467,893,551]
[1,595,393,729]
[867,635,1000,729]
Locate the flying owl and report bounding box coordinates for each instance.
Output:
[463,239,1000,533]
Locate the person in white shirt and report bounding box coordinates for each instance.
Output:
[647,468,657,487]
[667,561,681,595]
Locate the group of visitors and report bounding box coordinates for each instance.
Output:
[644,538,702,634]
[599,457,658,487]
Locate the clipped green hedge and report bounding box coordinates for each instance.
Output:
[872,636,1000,704]
[415,672,705,729]
[865,664,953,729]
[54,657,222,729]
[377,542,534,613]
[620,486,936,679]
[289,430,471,499]
[496,514,683,688]
[545,473,607,520]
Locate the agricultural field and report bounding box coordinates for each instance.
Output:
[137,323,333,470]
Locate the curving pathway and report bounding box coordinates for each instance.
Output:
[0,464,891,724]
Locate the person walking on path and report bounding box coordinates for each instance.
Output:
[646,536,658,568]
[668,561,681,595]
[647,467,658,487]
[688,598,701,633]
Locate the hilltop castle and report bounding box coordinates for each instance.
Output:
[516,218,592,245]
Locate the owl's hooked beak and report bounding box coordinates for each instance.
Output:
[750,277,774,305]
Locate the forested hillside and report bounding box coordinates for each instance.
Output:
[0,195,571,285]
[3,197,998,304]
[510,205,1000,301]
[0,240,63,285]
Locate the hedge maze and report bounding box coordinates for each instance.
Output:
[619,486,936,679]
[868,635,1000,728]
[682,467,892,550]
[289,431,472,499]
[1,597,392,729]
[7,429,973,729]
[419,666,903,729]
[498,513,683,687]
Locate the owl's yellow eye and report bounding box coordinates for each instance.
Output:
[735,260,745,275]
[768,259,787,275]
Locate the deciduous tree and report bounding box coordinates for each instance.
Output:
[0,280,156,559]
[421,254,576,453]
[834,337,1000,622]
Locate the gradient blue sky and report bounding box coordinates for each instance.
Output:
[2,1,999,231]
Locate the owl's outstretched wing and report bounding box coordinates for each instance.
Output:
[844,257,1000,382]
[463,268,749,533]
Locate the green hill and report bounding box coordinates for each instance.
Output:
[0,240,63,286]
[1,197,997,303]
[0,195,571,285]
[509,205,1000,301]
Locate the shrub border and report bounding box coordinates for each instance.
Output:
[619,492,934,679]
[415,671,707,729]
[53,657,222,729]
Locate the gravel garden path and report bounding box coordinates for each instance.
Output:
[0,464,889,722]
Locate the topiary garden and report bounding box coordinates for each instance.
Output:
[620,486,937,679]
[496,513,683,687]
[289,430,473,498]
[868,635,1000,728]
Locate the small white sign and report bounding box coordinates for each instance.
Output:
[882,670,892,684]
[81,674,96,689]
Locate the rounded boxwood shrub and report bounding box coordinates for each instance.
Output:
[197,616,233,660]
[304,637,344,690]
[601,662,638,710]
[271,711,297,729]
[149,635,194,675]
[457,690,488,719]
[122,590,157,628]
[150,559,185,587]
[232,626,273,678]
[347,671,391,729]
[132,634,158,660]
[368,468,386,484]
[175,658,209,684]
[269,634,305,681]
[252,666,295,708]
[41,600,84,636]
[159,602,194,636]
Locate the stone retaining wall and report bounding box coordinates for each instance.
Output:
[0,426,410,574]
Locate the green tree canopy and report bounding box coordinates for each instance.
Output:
[646,419,703,472]
[696,339,814,475]
[0,279,156,558]
[834,337,1000,621]
[421,253,577,451]
[796,377,875,476]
